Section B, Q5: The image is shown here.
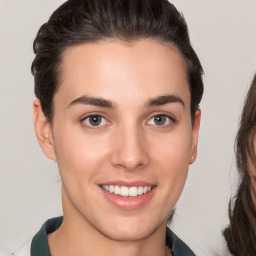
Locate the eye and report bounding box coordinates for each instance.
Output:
[147,114,174,126]
[82,115,108,127]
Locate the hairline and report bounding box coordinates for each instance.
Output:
[48,37,196,124]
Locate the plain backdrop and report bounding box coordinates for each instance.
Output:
[0,0,256,255]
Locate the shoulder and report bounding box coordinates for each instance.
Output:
[169,213,220,255]
[217,239,233,256]
[0,245,11,256]
[11,239,31,256]
[166,228,196,256]
[170,213,233,256]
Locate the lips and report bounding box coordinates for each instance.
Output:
[99,181,156,210]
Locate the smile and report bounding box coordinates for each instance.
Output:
[101,185,152,197]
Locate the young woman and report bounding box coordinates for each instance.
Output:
[224,73,256,256]
[20,0,204,255]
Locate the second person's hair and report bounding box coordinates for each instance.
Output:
[223,73,256,256]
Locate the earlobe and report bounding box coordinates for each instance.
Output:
[189,148,197,164]
[33,99,56,161]
[189,109,201,164]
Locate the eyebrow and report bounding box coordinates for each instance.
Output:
[147,94,185,107]
[68,94,184,109]
[68,95,114,108]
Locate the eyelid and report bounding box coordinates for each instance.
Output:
[80,112,111,128]
[146,113,176,126]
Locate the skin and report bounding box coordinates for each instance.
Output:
[33,39,201,256]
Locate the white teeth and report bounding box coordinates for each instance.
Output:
[120,186,129,196]
[102,185,152,197]
[102,185,109,190]
[128,186,137,197]
[137,186,144,196]
[109,185,114,193]
[114,185,120,195]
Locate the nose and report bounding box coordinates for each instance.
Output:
[110,125,150,171]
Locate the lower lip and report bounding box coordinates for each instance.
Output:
[100,187,156,210]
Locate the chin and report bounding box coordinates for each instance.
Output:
[101,228,153,242]
[95,217,163,242]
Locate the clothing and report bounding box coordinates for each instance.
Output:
[28,216,195,256]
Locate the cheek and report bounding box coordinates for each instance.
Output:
[150,128,192,201]
[53,125,111,181]
[151,126,193,165]
[158,138,190,187]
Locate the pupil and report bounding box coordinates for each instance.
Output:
[89,116,101,126]
[154,115,166,125]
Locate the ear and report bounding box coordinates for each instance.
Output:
[33,99,56,161]
[189,109,201,164]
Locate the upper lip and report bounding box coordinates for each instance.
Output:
[98,180,155,187]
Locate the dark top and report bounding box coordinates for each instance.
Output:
[31,216,195,256]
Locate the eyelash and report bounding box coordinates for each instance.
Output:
[80,114,109,128]
[147,114,176,127]
[79,113,176,129]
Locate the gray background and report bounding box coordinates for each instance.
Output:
[0,0,256,254]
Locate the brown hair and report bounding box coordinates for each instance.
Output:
[31,0,203,123]
[223,73,256,256]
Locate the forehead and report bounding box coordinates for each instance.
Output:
[56,39,190,107]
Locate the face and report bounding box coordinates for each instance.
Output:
[34,39,200,242]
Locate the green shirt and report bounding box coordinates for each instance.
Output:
[31,217,195,256]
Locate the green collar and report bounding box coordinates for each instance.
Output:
[31,217,63,256]
[31,216,195,256]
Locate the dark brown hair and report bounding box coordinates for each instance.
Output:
[223,73,256,256]
[31,0,203,123]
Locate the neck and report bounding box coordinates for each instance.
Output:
[48,216,171,256]
[48,190,172,256]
